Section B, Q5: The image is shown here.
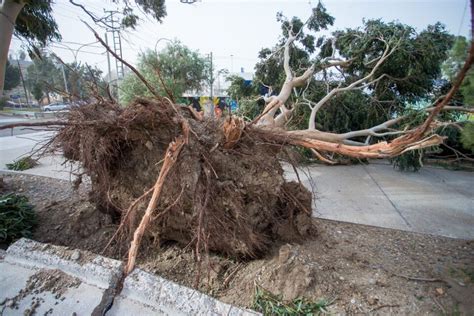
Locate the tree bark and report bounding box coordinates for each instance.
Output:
[0,0,25,96]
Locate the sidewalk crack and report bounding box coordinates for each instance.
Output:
[363,165,412,228]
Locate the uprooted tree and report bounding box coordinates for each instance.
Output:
[1,3,473,277]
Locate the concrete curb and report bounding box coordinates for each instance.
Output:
[107,268,259,315]
[5,238,123,289]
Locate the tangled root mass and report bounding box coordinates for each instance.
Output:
[53,98,314,258]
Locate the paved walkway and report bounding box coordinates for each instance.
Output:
[1,131,473,239]
[284,162,474,239]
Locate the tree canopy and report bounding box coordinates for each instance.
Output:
[120,41,210,104]
[235,5,456,138]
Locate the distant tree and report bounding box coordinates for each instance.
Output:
[120,41,210,104]
[0,0,167,95]
[226,75,256,101]
[4,60,20,91]
[64,62,106,101]
[31,83,44,102]
[25,55,62,104]
[443,36,474,105]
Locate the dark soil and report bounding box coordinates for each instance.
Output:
[2,172,473,315]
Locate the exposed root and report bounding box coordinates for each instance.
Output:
[125,136,186,274]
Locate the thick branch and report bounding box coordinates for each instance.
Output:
[308,41,397,129]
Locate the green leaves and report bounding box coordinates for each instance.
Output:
[253,284,332,315]
[6,156,39,171]
[120,41,210,104]
[461,122,474,153]
[307,2,334,33]
[15,0,61,46]
[0,194,37,244]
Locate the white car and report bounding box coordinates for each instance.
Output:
[42,103,71,112]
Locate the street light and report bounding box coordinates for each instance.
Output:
[53,41,102,63]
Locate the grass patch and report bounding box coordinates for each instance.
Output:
[448,266,474,283]
[253,284,333,315]
[6,156,39,171]
[0,193,37,244]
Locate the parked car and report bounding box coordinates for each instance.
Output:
[42,103,71,112]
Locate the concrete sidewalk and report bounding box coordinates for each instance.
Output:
[0,131,76,180]
[284,162,474,239]
[1,131,473,239]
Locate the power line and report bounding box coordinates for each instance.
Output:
[52,40,103,49]
[49,44,106,56]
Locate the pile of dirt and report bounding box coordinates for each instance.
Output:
[50,98,314,258]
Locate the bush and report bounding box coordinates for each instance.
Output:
[6,156,38,171]
[460,122,474,153]
[235,99,264,121]
[0,194,37,244]
[0,97,8,110]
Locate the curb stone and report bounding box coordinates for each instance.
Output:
[107,268,260,316]
[5,238,123,289]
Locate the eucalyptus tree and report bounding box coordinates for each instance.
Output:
[242,3,472,162]
[0,0,166,95]
[120,41,210,104]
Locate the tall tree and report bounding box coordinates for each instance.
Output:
[4,60,20,91]
[120,41,210,104]
[0,0,167,95]
[25,54,62,104]
[0,1,60,96]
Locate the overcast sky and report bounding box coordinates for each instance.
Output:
[9,0,471,76]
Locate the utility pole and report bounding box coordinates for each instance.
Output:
[104,10,124,79]
[209,52,213,101]
[16,60,29,107]
[60,63,69,101]
[104,32,112,82]
[104,10,124,97]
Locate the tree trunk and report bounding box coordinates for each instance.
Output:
[0,0,25,96]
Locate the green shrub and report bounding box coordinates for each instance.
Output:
[0,97,8,110]
[235,99,264,121]
[460,122,474,153]
[6,156,38,171]
[0,194,37,244]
